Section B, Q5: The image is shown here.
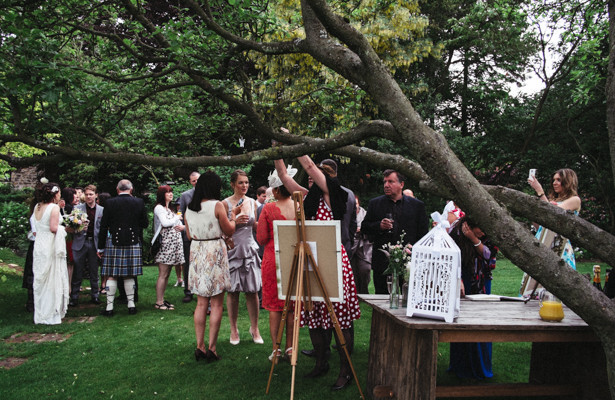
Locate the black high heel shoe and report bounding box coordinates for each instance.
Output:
[331,374,352,390]
[304,362,329,378]
[205,349,221,362]
[194,348,207,362]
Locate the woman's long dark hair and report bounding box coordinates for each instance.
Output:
[303,166,347,220]
[61,187,75,214]
[188,171,222,212]
[450,216,481,273]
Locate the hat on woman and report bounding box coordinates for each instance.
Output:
[268,165,297,188]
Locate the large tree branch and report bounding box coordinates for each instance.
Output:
[486,185,615,265]
[0,120,394,167]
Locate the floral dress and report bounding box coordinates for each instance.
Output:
[534,205,579,270]
[154,205,185,265]
[185,200,231,297]
[300,198,361,329]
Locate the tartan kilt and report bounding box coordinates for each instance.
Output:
[101,236,143,277]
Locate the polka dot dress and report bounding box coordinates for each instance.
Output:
[300,198,361,329]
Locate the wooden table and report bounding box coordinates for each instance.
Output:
[360,295,608,400]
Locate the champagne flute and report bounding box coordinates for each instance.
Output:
[385,213,394,232]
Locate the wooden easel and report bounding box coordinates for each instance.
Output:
[265,192,364,400]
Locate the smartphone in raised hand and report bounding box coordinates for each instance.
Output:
[528,169,536,180]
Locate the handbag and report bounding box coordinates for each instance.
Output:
[150,224,162,259]
[150,234,162,258]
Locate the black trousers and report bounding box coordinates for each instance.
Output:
[71,239,100,299]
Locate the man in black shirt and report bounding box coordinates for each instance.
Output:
[361,170,429,294]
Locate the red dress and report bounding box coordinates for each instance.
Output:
[300,198,361,329]
[256,202,287,312]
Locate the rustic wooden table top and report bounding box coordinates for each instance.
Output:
[359,295,591,332]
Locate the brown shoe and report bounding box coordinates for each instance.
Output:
[182,294,193,303]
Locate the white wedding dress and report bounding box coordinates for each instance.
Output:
[33,203,69,325]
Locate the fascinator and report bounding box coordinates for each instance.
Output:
[268,165,297,188]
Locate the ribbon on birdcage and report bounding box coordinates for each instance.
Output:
[432,201,456,230]
[429,201,456,257]
[431,213,449,231]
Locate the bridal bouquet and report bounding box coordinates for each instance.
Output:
[63,208,89,233]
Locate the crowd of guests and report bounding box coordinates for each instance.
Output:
[22,159,582,387]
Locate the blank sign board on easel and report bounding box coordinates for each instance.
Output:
[273,220,343,302]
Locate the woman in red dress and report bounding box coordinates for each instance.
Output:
[257,168,297,362]
[274,155,361,391]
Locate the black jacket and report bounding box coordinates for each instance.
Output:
[361,194,429,251]
[98,193,149,249]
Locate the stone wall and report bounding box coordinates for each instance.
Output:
[9,166,39,190]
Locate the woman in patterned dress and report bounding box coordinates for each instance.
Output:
[274,156,361,390]
[152,185,185,310]
[185,171,244,362]
[528,168,581,269]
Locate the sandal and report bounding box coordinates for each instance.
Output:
[268,349,282,362]
[163,300,175,309]
[154,303,174,310]
[282,347,293,362]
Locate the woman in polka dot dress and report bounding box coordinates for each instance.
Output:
[274,155,360,391]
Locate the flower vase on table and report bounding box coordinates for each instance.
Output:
[389,269,400,309]
[380,233,412,310]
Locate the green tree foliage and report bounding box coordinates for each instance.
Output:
[2,4,615,390]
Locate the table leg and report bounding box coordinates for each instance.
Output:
[367,311,438,400]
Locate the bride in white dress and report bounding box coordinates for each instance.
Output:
[33,183,69,325]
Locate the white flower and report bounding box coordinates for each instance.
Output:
[40,177,49,184]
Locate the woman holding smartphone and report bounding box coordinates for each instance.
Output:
[528,168,581,269]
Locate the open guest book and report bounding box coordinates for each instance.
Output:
[465,294,526,302]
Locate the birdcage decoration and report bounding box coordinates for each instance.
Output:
[406,209,461,323]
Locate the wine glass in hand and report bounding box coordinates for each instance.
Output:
[385,213,394,232]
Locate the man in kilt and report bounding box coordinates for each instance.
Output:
[97,179,149,316]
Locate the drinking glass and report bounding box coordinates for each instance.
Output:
[539,290,564,322]
[385,213,394,232]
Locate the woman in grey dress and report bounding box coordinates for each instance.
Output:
[223,170,264,345]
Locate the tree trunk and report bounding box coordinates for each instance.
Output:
[608,1,615,194]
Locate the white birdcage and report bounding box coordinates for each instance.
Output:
[406,208,461,323]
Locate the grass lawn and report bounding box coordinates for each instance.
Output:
[0,247,606,399]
